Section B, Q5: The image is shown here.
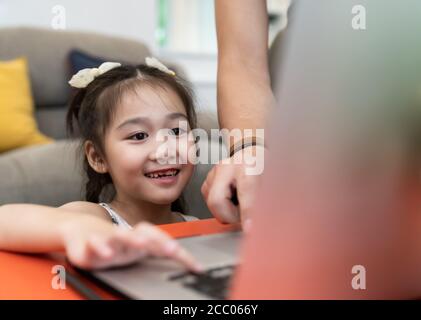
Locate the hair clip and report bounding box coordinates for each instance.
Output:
[145,57,176,76]
[68,62,122,88]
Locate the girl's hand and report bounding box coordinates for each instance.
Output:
[60,216,203,272]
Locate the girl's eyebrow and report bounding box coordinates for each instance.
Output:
[116,113,188,130]
[167,112,188,121]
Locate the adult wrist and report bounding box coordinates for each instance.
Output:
[229,136,266,157]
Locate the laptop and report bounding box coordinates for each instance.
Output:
[76,231,241,299]
[78,0,421,299]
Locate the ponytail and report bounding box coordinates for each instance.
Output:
[66,89,86,137]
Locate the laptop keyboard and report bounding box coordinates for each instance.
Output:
[169,265,235,299]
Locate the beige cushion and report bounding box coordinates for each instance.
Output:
[0,140,83,206]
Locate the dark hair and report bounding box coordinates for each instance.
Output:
[66,64,197,212]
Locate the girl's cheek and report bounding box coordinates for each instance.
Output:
[177,137,197,165]
[116,149,149,170]
[182,163,195,182]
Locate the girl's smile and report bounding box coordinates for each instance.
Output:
[144,167,181,186]
[144,167,180,179]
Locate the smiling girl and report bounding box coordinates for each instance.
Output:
[0,59,203,272]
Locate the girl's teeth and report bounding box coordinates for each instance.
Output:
[146,170,179,178]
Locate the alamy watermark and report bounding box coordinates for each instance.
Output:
[51,5,66,30]
[352,4,366,30]
[351,264,366,290]
[51,265,66,290]
[154,121,265,176]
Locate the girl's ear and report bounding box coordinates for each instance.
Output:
[84,140,108,174]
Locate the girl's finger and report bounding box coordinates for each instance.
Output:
[87,235,114,259]
[112,227,151,251]
[165,242,204,273]
[105,228,152,264]
[91,232,148,268]
[134,224,203,272]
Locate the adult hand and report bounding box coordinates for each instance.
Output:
[201,145,265,227]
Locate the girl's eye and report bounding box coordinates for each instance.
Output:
[169,127,187,136]
[129,132,149,141]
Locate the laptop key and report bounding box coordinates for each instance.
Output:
[169,265,235,299]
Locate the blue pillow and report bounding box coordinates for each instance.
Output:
[68,49,107,75]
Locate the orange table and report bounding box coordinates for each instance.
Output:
[0,218,240,300]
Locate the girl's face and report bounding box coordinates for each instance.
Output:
[101,84,196,206]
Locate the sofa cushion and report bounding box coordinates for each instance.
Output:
[35,106,69,140]
[69,49,108,75]
[0,57,53,153]
[0,140,83,206]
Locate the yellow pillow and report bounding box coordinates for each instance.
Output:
[0,58,53,153]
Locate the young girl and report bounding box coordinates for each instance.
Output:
[0,58,203,272]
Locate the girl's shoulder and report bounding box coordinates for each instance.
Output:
[59,201,110,222]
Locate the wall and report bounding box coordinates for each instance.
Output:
[0,0,218,111]
[0,0,157,50]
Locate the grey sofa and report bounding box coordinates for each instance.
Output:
[0,27,218,219]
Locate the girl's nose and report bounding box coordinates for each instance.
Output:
[149,138,178,164]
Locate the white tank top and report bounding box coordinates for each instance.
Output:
[98,203,198,229]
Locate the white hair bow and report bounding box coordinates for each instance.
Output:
[145,57,176,76]
[68,62,122,88]
[68,57,175,89]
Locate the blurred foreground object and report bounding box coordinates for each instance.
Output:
[232,0,421,299]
